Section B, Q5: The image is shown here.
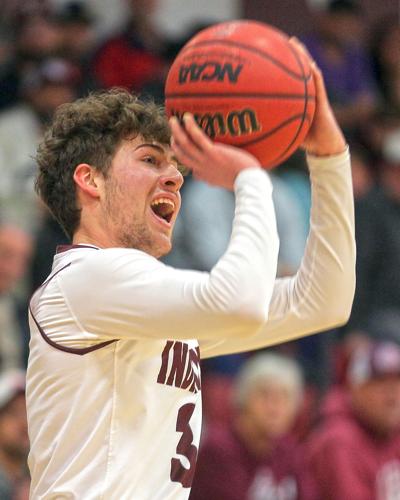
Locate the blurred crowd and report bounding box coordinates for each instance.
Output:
[0,0,399,498]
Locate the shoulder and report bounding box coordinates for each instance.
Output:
[308,388,363,450]
[79,247,160,270]
[308,411,365,460]
[57,247,165,288]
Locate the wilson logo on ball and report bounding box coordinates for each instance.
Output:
[178,62,243,84]
[172,108,260,138]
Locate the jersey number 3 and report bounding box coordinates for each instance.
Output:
[171,403,198,488]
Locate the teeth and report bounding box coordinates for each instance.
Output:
[151,198,175,209]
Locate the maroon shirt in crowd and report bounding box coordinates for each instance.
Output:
[189,423,301,500]
[301,388,400,500]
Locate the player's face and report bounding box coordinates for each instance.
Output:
[102,136,183,257]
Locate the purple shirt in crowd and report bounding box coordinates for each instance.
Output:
[302,34,377,105]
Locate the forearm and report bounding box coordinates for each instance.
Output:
[201,148,355,357]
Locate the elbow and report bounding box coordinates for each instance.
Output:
[324,269,356,329]
[223,303,268,338]
[241,307,268,332]
[328,303,352,329]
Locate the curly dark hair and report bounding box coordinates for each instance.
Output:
[35,88,171,239]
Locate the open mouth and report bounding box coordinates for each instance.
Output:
[150,198,175,224]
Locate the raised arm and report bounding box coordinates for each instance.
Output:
[57,114,279,342]
[201,39,356,357]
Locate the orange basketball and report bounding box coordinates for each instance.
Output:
[165,20,316,169]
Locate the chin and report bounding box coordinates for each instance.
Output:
[150,237,172,259]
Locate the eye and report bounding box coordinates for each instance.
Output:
[142,155,158,165]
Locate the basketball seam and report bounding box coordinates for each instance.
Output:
[180,39,312,82]
[232,114,312,149]
[270,42,310,164]
[166,93,316,100]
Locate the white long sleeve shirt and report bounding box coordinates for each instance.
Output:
[26,150,355,499]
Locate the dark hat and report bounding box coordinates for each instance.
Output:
[347,341,400,385]
[327,0,362,14]
[55,1,94,25]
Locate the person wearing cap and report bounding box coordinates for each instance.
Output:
[190,353,304,500]
[301,340,400,500]
[0,370,29,500]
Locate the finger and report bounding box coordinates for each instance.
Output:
[288,36,314,64]
[310,62,328,104]
[171,136,197,168]
[182,113,214,153]
[169,116,204,161]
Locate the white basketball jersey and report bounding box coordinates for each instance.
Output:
[28,247,203,499]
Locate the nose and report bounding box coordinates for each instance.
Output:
[160,163,184,192]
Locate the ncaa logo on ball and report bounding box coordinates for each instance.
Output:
[178,62,244,84]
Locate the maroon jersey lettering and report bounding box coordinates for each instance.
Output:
[157,341,201,393]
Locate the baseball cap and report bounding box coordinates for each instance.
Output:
[0,370,26,411]
[347,341,400,385]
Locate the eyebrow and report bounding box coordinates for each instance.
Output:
[134,143,166,153]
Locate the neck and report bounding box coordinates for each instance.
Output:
[73,225,114,249]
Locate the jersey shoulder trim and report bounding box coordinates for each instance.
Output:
[30,262,118,356]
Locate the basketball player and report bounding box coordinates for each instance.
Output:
[27,41,355,499]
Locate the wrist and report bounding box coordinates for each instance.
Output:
[305,136,347,157]
[306,143,347,157]
[307,145,350,169]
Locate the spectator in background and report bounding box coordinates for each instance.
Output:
[54,1,99,96]
[358,107,400,164]
[348,127,400,332]
[302,340,400,500]
[190,354,304,500]
[302,0,377,137]
[0,8,64,107]
[371,15,400,114]
[0,57,80,230]
[0,27,18,111]
[0,225,32,370]
[0,370,29,500]
[348,142,376,199]
[29,212,69,295]
[92,0,167,94]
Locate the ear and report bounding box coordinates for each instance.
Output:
[73,164,103,199]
